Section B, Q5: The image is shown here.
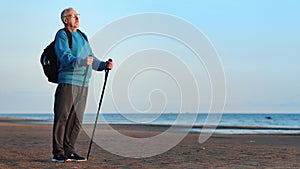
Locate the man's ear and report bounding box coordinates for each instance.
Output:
[63,18,68,24]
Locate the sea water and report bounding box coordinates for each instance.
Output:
[1,113,300,134]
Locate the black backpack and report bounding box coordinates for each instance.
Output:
[40,28,87,83]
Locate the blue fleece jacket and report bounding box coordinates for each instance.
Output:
[54,29,106,87]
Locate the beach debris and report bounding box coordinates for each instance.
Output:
[265,116,272,120]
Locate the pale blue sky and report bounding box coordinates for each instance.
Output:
[0,0,299,113]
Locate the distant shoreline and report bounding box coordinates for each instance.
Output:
[1,117,300,135]
[0,117,51,123]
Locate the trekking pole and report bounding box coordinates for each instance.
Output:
[87,59,112,160]
[66,59,91,160]
[69,65,89,128]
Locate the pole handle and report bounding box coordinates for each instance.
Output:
[106,59,113,71]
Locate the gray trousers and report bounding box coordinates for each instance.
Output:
[52,83,88,156]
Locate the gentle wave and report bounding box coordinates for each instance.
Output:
[1,113,300,134]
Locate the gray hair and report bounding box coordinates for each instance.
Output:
[61,7,74,19]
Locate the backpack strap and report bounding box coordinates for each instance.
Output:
[59,28,88,48]
[77,29,88,41]
[63,28,73,48]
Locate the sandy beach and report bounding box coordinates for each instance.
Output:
[1,118,300,169]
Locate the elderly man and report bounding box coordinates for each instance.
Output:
[52,7,113,162]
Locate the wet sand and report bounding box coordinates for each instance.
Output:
[0,117,300,169]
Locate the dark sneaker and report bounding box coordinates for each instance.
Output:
[66,153,86,162]
[52,154,66,163]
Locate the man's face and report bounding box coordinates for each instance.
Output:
[63,9,80,29]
